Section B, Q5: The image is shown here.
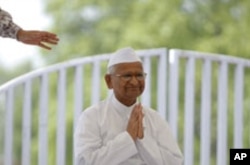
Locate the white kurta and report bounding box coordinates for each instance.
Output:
[74,94,183,165]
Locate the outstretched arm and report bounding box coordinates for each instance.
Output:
[0,8,59,50]
[17,29,59,50]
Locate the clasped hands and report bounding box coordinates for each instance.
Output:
[127,103,144,141]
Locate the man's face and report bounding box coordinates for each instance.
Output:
[105,62,145,106]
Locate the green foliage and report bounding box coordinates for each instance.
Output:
[0,61,33,85]
[43,0,250,63]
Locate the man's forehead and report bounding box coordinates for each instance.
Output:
[114,62,143,71]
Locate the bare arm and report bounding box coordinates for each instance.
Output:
[17,29,59,50]
[0,8,59,50]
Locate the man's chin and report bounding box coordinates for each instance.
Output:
[126,92,142,99]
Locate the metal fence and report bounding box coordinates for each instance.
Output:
[0,48,250,165]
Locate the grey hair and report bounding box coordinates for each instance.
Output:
[107,65,116,74]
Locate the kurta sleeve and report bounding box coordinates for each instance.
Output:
[136,111,183,165]
[74,109,138,165]
[0,8,21,39]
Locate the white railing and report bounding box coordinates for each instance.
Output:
[0,48,250,165]
[168,49,250,165]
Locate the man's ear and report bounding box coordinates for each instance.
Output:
[105,74,113,89]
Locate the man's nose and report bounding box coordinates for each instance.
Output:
[129,76,139,85]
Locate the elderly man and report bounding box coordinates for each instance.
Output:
[74,47,183,165]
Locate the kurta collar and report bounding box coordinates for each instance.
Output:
[111,94,137,119]
[110,93,146,128]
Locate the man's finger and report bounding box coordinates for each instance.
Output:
[137,104,144,139]
[38,42,51,50]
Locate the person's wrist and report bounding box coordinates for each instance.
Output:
[16,29,24,41]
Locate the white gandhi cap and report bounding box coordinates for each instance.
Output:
[107,47,142,69]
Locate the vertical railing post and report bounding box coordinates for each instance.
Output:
[91,60,100,104]
[39,74,49,165]
[4,88,14,165]
[183,57,196,165]
[233,65,244,147]
[157,49,167,119]
[168,50,180,139]
[73,65,83,165]
[216,62,228,165]
[57,69,67,165]
[22,80,32,165]
[200,60,212,165]
[141,56,151,107]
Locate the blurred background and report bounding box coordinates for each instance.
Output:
[0,0,250,165]
[1,0,250,84]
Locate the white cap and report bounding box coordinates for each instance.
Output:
[107,47,142,68]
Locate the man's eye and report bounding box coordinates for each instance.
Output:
[137,74,143,77]
[123,74,132,78]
